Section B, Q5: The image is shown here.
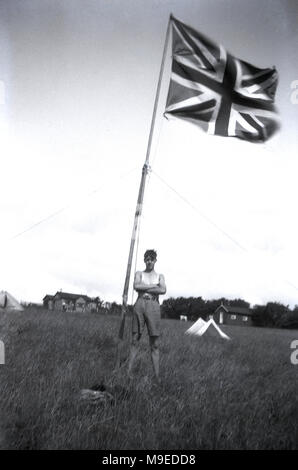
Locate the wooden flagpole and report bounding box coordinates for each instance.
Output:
[116,15,173,365]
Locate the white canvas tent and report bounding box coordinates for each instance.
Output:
[186,317,230,340]
[0,291,24,311]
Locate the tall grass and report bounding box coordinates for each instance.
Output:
[0,308,298,449]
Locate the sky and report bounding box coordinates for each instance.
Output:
[0,0,298,308]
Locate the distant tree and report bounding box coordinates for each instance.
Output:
[91,296,104,313]
[187,297,207,320]
[162,297,205,320]
[161,297,177,319]
[109,302,122,316]
[265,302,290,327]
[252,302,290,327]
[279,306,298,329]
[94,296,104,308]
[252,305,266,326]
[107,302,133,316]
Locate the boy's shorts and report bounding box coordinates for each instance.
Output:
[132,296,161,338]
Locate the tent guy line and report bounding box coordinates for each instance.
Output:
[151,169,298,297]
[5,166,139,243]
[151,169,248,252]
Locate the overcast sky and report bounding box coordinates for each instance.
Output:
[0,0,298,308]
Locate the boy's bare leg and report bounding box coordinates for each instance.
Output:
[149,336,160,381]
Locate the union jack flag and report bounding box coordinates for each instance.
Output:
[165,17,279,142]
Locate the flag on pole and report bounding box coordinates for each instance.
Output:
[165,16,279,142]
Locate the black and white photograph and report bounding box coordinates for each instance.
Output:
[0,0,298,455]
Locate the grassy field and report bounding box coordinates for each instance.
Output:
[0,307,298,450]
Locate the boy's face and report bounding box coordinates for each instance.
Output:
[144,255,156,271]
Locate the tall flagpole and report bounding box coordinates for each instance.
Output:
[116,15,173,351]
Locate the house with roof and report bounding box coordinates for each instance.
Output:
[43,294,54,310]
[43,291,100,313]
[209,302,253,326]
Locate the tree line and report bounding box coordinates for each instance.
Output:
[161,296,298,329]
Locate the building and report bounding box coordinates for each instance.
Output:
[43,291,101,313]
[43,295,54,310]
[209,303,253,326]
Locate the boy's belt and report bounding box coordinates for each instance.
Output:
[140,293,159,301]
